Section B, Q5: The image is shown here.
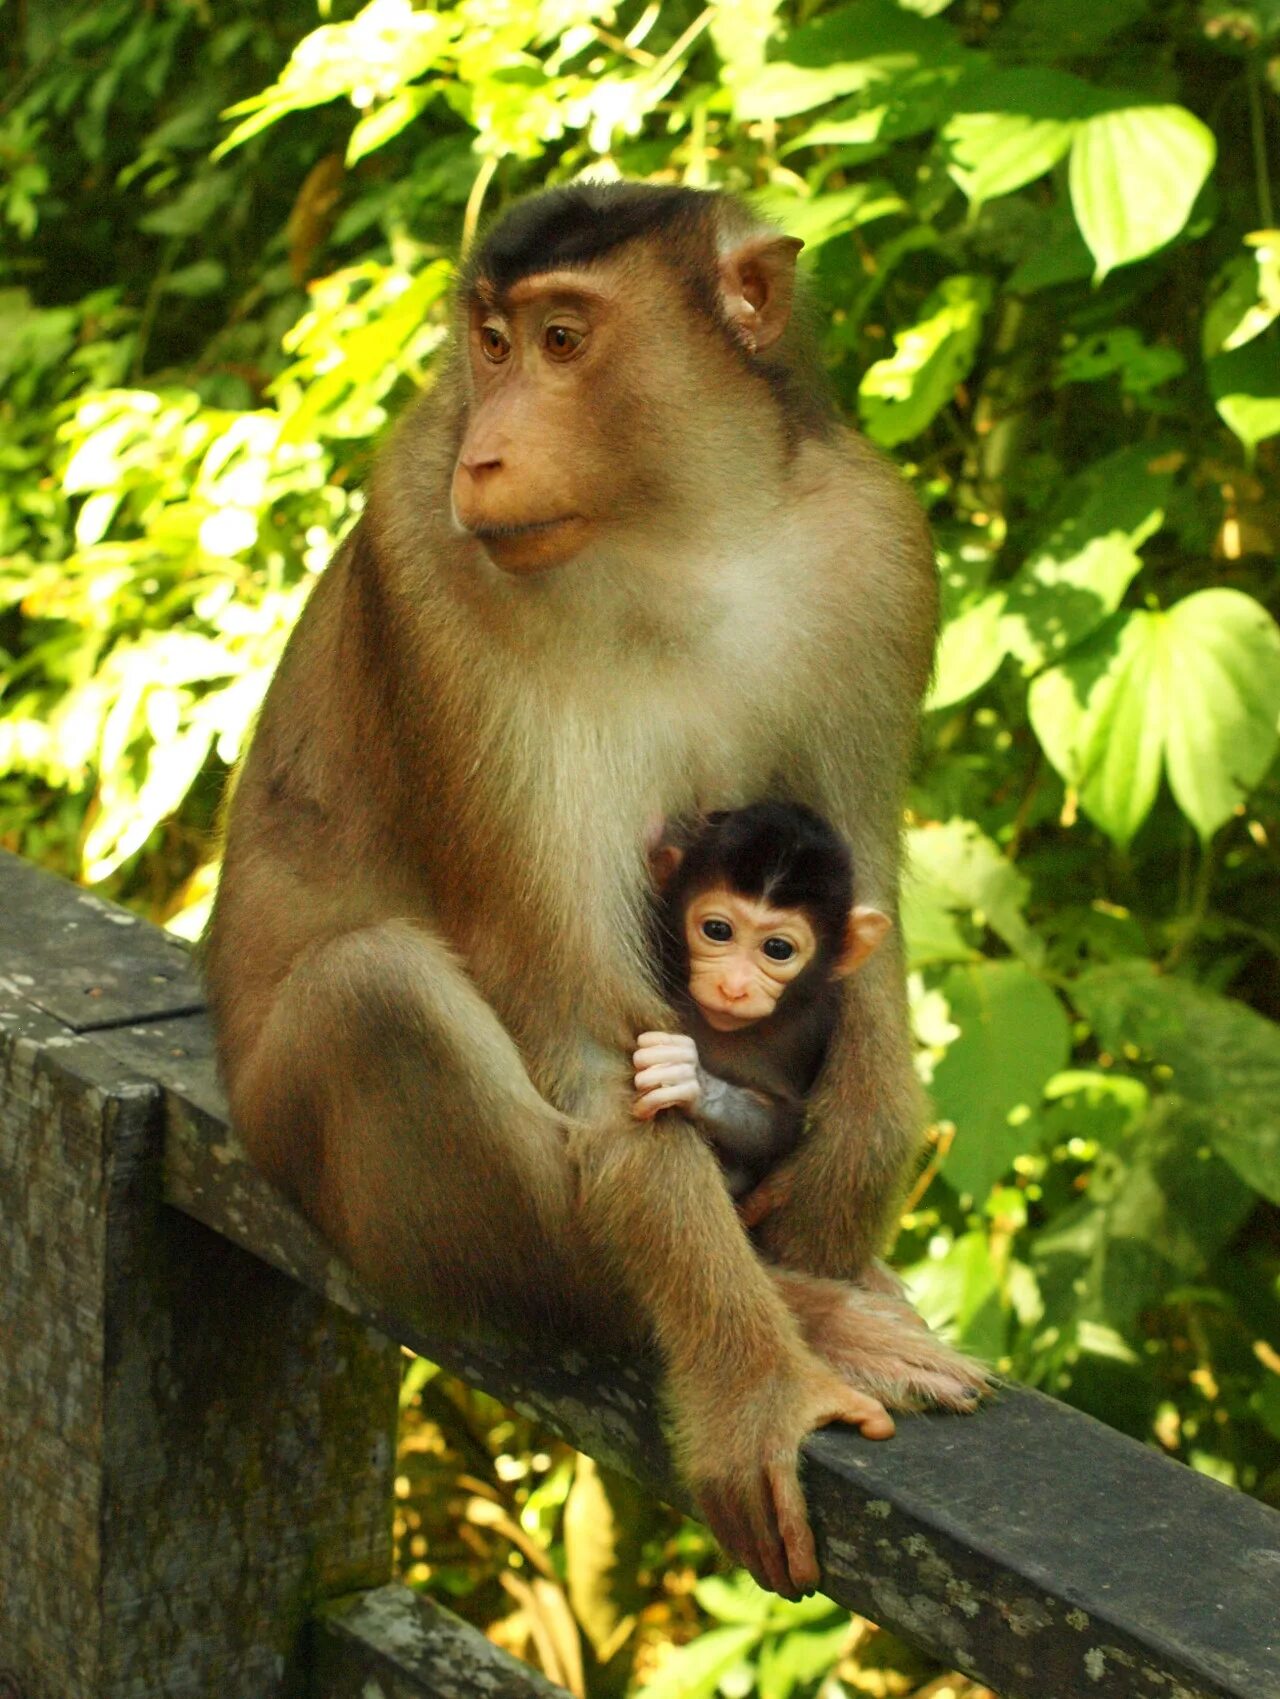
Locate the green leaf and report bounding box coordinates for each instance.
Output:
[858,274,991,447]
[905,819,1042,964]
[1032,1098,1255,1337]
[637,1624,761,1699]
[735,0,963,120]
[1029,590,1280,843]
[693,1573,774,1625]
[346,85,434,164]
[930,960,1072,1199]
[1069,106,1216,280]
[947,112,1074,203]
[1075,963,1280,1204]
[1202,234,1280,359]
[1055,328,1185,395]
[928,590,1006,710]
[1001,445,1172,672]
[1208,331,1280,456]
[758,1621,850,1699]
[753,183,906,250]
[906,1228,1005,1357]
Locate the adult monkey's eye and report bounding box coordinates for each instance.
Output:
[544,324,584,359]
[762,937,796,962]
[702,919,733,943]
[480,324,510,362]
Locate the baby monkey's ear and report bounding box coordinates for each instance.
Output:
[649,842,685,891]
[832,906,892,978]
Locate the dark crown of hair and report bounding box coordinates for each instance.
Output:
[682,802,854,949]
[464,181,713,296]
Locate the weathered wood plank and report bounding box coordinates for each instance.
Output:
[0,849,202,1030]
[3,850,1280,1699]
[313,1584,574,1698]
[0,985,401,1699]
[99,1015,1280,1699]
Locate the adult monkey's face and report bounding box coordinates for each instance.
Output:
[450,233,803,576]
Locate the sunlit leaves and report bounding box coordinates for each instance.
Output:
[946,110,1073,203]
[930,961,1072,1199]
[1068,106,1216,281]
[732,0,964,121]
[216,0,457,158]
[1000,446,1172,673]
[905,819,1042,967]
[1029,592,1280,843]
[1202,234,1280,359]
[1208,332,1280,457]
[858,274,991,446]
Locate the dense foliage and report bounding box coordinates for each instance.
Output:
[4,0,1280,1692]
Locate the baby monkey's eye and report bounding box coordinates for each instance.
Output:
[762,937,796,962]
[701,919,733,943]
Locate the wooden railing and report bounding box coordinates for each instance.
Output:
[2,847,1278,1699]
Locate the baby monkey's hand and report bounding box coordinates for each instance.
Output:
[632,1031,702,1120]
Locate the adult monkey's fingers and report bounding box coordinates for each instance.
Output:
[747,1465,800,1599]
[767,1459,819,1595]
[698,1485,773,1596]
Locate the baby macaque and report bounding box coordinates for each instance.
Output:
[634,803,890,1201]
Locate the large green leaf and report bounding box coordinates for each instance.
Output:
[941,70,1097,202]
[1074,963,1280,1204]
[1000,445,1172,672]
[1068,106,1216,280]
[947,111,1074,202]
[1028,591,1280,843]
[734,0,963,120]
[930,960,1072,1199]
[858,274,991,447]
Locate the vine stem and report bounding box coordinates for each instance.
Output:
[1247,56,1274,231]
[461,153,500,255]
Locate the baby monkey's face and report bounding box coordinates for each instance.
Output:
[683,886,819,1031]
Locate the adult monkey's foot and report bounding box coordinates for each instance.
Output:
[773,1268,991,1414]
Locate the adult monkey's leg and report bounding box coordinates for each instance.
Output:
[225,918,590,1335]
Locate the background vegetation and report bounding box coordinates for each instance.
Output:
[4,0,1280,1692]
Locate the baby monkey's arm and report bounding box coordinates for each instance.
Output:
[632,1032,802,1196]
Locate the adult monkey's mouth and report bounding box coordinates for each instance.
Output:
[470,514,592,573]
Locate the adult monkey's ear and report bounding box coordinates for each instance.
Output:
[832,907,892,979]
[719,234,804,353]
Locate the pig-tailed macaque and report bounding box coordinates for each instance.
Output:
[635,803,890,1204]
[205,181,989,1602]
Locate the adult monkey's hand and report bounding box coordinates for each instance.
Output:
[205,181,983,1597]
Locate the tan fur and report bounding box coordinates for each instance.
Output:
[204,190,984,1600]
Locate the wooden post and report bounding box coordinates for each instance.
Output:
[0,857,402,1699]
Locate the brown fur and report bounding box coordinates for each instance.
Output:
[204,185,984,1600]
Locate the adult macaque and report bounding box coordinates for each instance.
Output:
[635,803,890,1202]
[205,181,986,1602]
